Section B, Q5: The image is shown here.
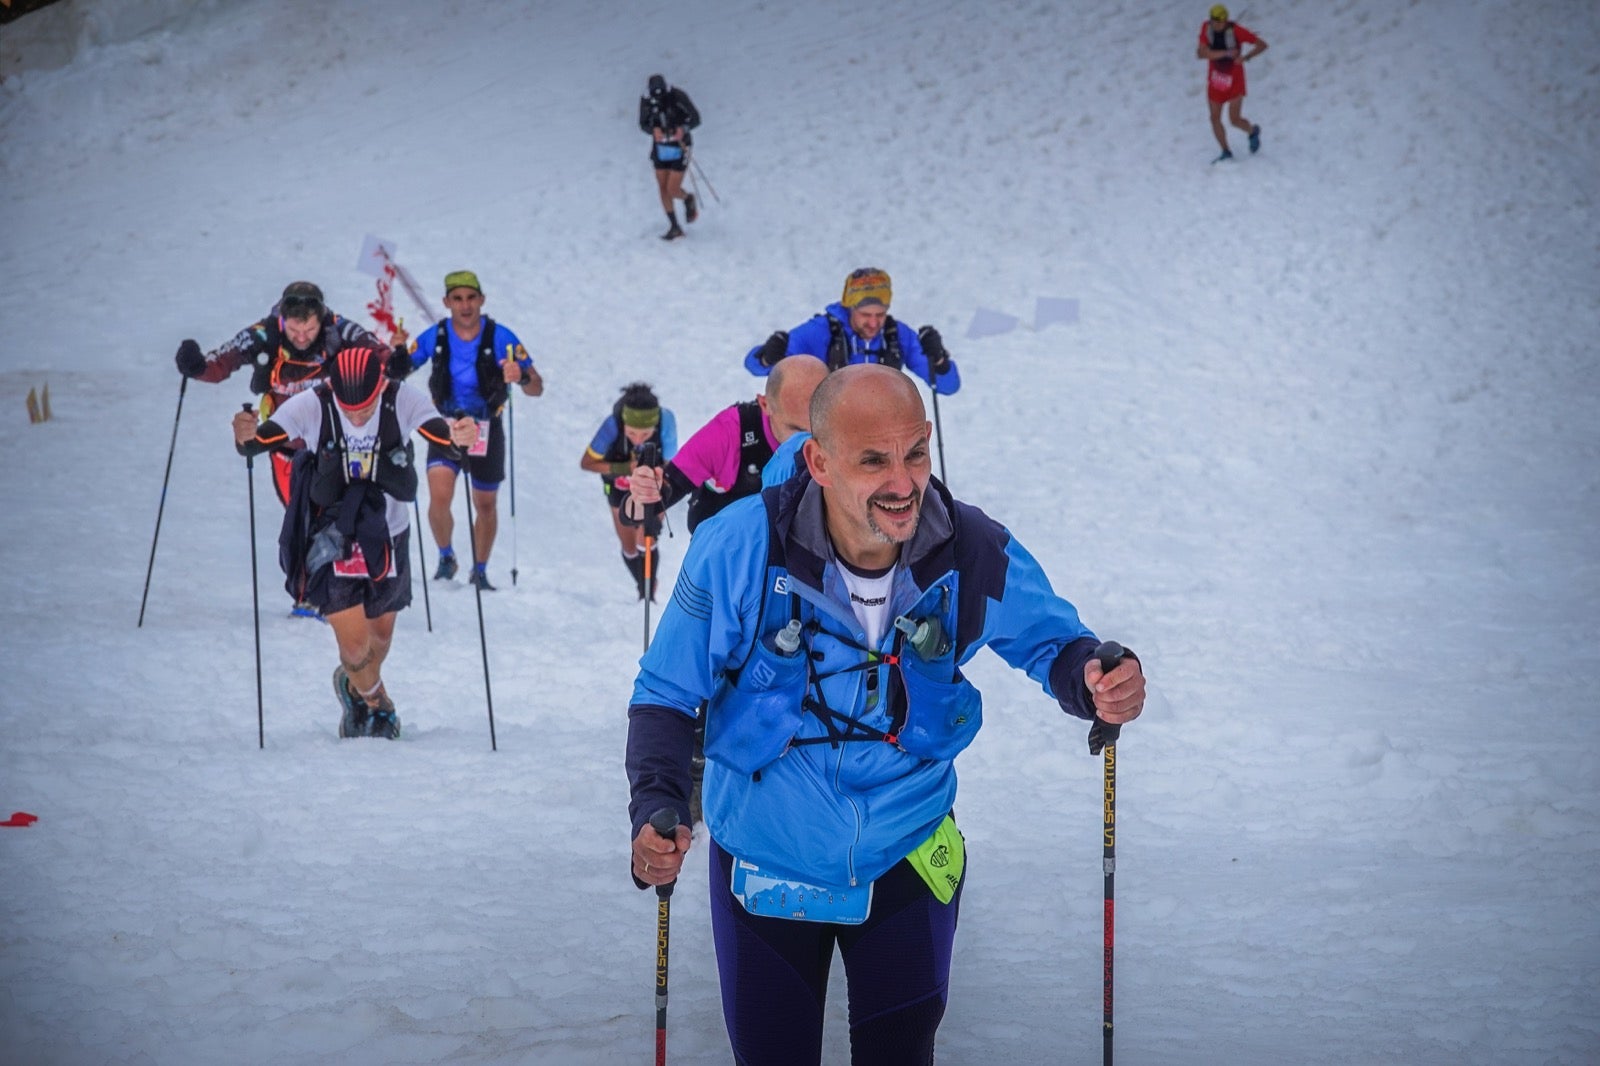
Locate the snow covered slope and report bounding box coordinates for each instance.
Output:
[1,0,1596,1062]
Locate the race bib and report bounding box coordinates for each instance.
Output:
[655,143,684,162]
[344,448,376,481]
[468,419,491,457]
[730,856,872,925]
[332,541,396,579]
[1209,67,1235,92]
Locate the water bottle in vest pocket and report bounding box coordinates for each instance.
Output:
[706,621,807,775]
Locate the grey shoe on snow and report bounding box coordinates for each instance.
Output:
[334,666,368,739]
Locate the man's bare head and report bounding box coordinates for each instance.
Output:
[803,365,932,569]
[763,356,830,443]
[808,364,925,449]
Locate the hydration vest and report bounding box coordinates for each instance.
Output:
[249,312,340,396]
[704,477,978,780]
[638,86,700,141]
[428,317,507,415]
[824,312,903,370]
[685,401,773,532]
[307,380,417,507]
[1209,22,1238,74]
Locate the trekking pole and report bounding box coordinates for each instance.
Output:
[461,476,498,750]
[913,328,949,487]
[688,151,720,204]
[642,530,656,653]
[242,404,265,749]
[138,376,188,626]
[1087,640,1127,1066]
[507,388,519,587]
[648,807,681,1066]
[412,498,432,632]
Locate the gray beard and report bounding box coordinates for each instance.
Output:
[865,488,921,543]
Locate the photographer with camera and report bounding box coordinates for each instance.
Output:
[579,382,678,600]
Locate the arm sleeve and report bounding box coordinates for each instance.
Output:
[626,704,698,838]
[639,96,655,133]
[239,390,317,455]
[237,418,290,458]
[661,463,698,508]
[415,417,455,448]
[1046,637,1105,721]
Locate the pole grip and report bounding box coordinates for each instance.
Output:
[1087,641,1125,755]
[649,808,680,899]
[240,403,258,466]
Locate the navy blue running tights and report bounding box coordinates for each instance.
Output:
[708,838,964,1065]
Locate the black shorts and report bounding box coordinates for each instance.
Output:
[427,413,505,489]
[305,528,413,619]
[651,142,688,172]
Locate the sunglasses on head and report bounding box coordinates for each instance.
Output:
[281,295,324,319]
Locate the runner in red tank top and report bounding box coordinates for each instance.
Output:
[1196,4,1269,162]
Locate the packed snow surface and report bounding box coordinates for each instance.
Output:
[1,0,1596,1062]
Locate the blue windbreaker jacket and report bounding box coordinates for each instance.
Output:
[626,471,1101,889]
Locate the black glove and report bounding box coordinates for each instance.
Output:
[757,330,788,369]
[917,326,952,376]
[386,346,412,380]
[175,339,205,378]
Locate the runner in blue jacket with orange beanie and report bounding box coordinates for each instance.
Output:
[744,268,962,396]
[625,365,1144,1065]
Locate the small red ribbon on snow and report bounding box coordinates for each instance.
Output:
[1,811,38,827]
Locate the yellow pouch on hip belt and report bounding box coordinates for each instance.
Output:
[906,814,965,904]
